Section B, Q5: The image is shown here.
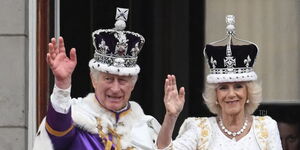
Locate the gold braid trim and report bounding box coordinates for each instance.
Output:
[197,118,209,150]
[97,118,113,150]
[45,121,74,137]
[105,140,113,150]
[96,117,137,150]
[108,127,122,150]
[254,116,269,150]
[119,109,132,118]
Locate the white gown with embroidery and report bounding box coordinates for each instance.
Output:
[209,117,260,150]
[157,116,282,150]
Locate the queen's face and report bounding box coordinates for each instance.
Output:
[216,82,248,116]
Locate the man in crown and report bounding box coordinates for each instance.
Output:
[33,8,160,150]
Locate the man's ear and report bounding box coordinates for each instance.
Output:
[90,73,97,88]
[130,79,137,91]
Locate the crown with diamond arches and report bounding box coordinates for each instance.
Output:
[89,7,145,76]
[203,15,259,83]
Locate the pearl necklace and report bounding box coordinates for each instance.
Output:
[219,118,248,137]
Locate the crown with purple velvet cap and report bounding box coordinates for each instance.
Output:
[89,7,145,76]
[203,15,259,83]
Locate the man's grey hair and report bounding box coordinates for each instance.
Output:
[89,68,138,84]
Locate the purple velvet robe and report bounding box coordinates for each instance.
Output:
[46,101,120,150]
[33,93,160,150]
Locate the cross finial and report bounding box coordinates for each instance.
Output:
[115,8,129,22]
[114,8,129,30]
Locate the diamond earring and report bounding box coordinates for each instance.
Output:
[246,99,250,103]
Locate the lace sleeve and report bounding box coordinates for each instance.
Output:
[51,84,72,114]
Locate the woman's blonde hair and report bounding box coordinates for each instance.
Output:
[202,81,262,115]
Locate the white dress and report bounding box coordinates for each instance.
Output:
[209,117,260,150]
[157,116,282,150]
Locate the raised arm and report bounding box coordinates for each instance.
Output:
[46,37,77,89]
[44,37,78,149]
[157,75,185,149]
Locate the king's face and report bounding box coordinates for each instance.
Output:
[92,72,135,111]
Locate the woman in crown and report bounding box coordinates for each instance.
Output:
[156,43,283,149]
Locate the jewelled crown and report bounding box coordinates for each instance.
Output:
[203,15,259,83]
[89,7,145,76]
